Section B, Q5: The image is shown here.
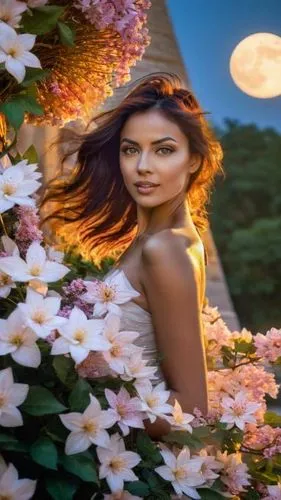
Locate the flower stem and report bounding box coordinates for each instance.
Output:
[0,213,8,237]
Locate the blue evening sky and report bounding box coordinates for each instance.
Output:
[166,0,281,132]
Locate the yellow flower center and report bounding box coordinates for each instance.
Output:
[74,329,86,343]
[30,265,42,277]
[0,395,6,408]
[3,183,16,196]
[146,396,158,408]
[11,334,23,347]
[110,344,121,357]
[32,311,46,325]
[82,420,97,434]
[233,403,246,417]
[0,495,12,500]
[101,285,115,302]
[116,403,127,417]
[174,467,187,481]
[110,456,126,473]
[0,273,11,286]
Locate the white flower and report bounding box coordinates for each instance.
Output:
[105,387,144,436]
[0,1,27,28]
[51,306,110,364]
[0,162,41,213]
[0,236,19,297]
[101,313,140,374]
[134,380,173,423]
[0,456,36,500]
[220,390,261,430]
[121,349,157,383]
[155,446,205,499]
[197,448,224,483]
[0,241,70,283]
[264,483,281,500]
[164,400,194,432]
[1,235,20,257]
[97,433,141,493]
[82,269,140,317]
[60,394,116,454]
[18,159,42,182]
[18,287,66,339]
[46,246,64,263]
[0,307,41,367]
[0,367,28,427]
[0,22,41,83]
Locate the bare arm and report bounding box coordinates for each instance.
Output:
[140,231,209,439]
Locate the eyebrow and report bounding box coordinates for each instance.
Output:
[120,136,177,146]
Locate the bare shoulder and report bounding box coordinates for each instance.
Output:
[142,228,193,268]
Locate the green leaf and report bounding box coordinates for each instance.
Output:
[57,22,75,46]
[126,480,150,496]
[21,386,67,416]
[60,453,98,483]
[53,355,77,389]
[136,431,162,465]
[0,433,28,452]
[264,411,281,426]
[19,95,43,115]
[23,145,38,164]
[21,68,50,87]
[68,378,92,412]
[163,430,203,450]
[0,100,25,129]
[31,437,58,470]
[46,478,78,500]
[22,6,64,34]
[197,490,225,499]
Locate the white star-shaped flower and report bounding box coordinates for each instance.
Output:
[0,22,41,83]
[0,367,28,427]
[60,394,116,454]
[0,162,41,214]
[51,306,111,364]
[82,269,140,317]
[97,433,141,493]
[0,241,70,283]
[0,307,41,367]
[0,455,36,500]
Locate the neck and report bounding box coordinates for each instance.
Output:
[135,195,198,238]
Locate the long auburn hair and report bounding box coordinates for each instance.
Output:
[40,72,223,265]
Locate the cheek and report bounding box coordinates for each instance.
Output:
[160,156,189,191]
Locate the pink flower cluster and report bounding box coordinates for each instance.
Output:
[60,279,94,318]
[254,328,281,363]
[243,423,281,458]
[74,0,151,85]
[14,206,43,257]
[216,450,251,495]
[204,317,233,361]
[207,364,279,423]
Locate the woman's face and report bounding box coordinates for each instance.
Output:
[119,108,199,208]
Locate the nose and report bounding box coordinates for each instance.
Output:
[136,152,152,174]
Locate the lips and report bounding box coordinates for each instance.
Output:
[134,182,159,187]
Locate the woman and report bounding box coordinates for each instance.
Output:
[41,72,223,439]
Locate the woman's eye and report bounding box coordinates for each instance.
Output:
[157,147,173,155]
[121,147,138,155]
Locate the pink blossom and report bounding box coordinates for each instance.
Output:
[216,450,251,495]
[14,206,43,257]
[254,328,281,363]
[204,317,233,360]
[105,386,144,435]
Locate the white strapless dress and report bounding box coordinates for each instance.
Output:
[104,268,165,385]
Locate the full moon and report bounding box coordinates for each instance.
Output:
[229,32,281,98]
